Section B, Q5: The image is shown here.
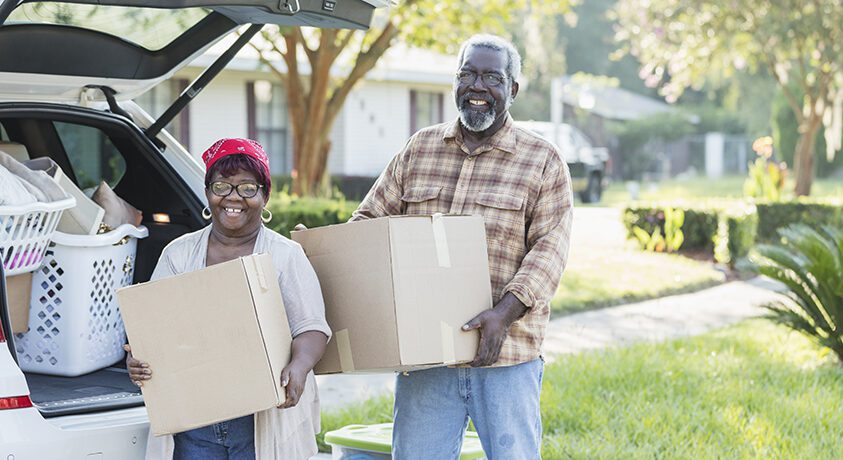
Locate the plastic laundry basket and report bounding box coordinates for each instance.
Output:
[325,423,486,460]
[14,224,148,377]
[0,197,75,276]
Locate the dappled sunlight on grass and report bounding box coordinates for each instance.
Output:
[553,241,725,315]
[540,320,843,458]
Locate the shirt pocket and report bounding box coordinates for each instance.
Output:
[401,185,443,215]
[474,192,526,242]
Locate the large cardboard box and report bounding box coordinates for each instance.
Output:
[6,272,32,333]
[116,253,292,436]
[292,214,492,374]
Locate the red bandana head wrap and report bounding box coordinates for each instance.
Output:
[201,138,270,178]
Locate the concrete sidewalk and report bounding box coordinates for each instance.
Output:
[315,276,785,411]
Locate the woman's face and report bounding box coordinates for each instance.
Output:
[206,168,267,237]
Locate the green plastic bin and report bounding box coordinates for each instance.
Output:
[324,423,486,459]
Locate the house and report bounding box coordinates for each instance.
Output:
[136,39,459,185]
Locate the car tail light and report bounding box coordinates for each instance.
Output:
[0,396,33,410]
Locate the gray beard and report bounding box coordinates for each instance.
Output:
[459,106,496,132]
[456,93,513,132]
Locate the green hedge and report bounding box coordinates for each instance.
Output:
[714,206,758,266]
[264,193,358,238]
[622,205,719,252]
[755,200,843,243]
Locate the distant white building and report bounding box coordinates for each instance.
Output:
[137,42,458,178]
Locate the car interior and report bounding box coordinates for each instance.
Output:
[0,103,206,417]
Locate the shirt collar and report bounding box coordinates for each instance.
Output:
[443,113,516,155]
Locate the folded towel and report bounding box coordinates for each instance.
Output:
[0,149,67,203]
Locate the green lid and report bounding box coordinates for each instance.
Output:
[324,423,485,459]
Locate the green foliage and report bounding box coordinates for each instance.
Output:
[772,86,843,178]
[755,200,843,244]
[743,158,786,201]
[264,191,357,238]
[623,205,718,252]
[714,206,758,267]
[754,225,843,363]
[632,207,684,252]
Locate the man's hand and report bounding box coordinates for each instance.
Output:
[277,361,308,409]
[462,293,528,367]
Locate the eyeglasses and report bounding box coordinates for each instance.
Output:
[456,70,507,87]
[209,181,264,198]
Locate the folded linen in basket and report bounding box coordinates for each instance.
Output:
[0,149,67,204]
[0,162,38,206]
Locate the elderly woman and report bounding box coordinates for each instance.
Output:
[124,138,330,459]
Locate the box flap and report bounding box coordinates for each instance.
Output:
[243,253,292,405]
[389,215,492,366]
[117,257,281,435]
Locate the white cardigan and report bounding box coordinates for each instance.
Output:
[143,225,331,459]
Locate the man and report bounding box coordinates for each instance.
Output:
[351,34,573,459]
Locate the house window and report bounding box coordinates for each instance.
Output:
[248,80,289,175]
[410,90,444,134]
[134,79,190,149]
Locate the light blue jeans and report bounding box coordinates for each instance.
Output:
[172,414,255,460]
[392,358,544,460]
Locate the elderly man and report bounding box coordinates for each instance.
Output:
[351,34,573,459]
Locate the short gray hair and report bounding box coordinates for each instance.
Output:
[456,34,522,83]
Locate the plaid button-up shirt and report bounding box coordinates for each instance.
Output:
[351,114,574,367]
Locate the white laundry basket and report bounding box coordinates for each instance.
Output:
[15,224,148,376]
[0,197,75,276]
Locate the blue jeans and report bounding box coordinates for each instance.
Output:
[392,358,544,460]
[173,414,255,460]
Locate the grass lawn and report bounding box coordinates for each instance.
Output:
[595,176,843,208]
[319,320,843,458]
[551,248,725,315]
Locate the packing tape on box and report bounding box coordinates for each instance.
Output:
[440,321,456,363]
[252,255,268,291]
[431,213,451,268]
[336,329,355,372]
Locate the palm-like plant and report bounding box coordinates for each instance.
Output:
[754,224,843,363]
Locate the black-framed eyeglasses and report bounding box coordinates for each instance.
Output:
[209,181,264,198]
[456,70,507,87]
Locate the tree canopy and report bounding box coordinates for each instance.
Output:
[249,0,573,195]
[613,0,843,195]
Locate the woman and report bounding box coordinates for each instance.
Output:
[125,138,330,459]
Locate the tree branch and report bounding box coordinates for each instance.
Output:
[325,20,400,128]
[295,28,317,66]
[765,58,805,124]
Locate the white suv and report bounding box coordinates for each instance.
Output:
[0,1,384,457]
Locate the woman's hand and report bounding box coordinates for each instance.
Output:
[276,330,328,409]
[124,344,152,387]
[277,361,308,409]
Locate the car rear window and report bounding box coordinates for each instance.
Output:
[8,2,208,51]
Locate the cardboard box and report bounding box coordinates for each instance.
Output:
[292,215,492,374]
[116,253,292,436]
[6,272,32,333]
[24,157,105,235]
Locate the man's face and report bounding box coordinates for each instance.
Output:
[454,46,517,133]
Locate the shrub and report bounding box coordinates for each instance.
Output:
[623,205,719,252]
[754,224,843,363]
[632,207,684,252]
[714,205,758,267]
[264,192,357,238]
[755,200,843,244]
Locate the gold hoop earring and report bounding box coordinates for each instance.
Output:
[261,207,272,224]
[202,206,212,220]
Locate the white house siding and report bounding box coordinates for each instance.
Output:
[340,80,457,176]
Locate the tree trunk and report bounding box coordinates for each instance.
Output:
[793,114,822,197]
